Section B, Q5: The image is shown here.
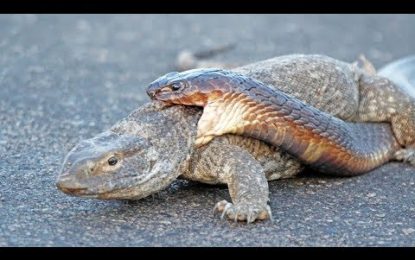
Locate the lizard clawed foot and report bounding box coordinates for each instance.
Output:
[194,135,214,148]
[213,200,272,223]
[395,148,415,166]
[353,54,377,76]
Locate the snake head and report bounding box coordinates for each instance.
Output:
[146,68,228,107]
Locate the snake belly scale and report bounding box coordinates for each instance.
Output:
[147,68,400,175]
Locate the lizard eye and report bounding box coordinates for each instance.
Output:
[107,156,118,166]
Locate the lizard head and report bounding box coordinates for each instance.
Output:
[56,102,199,200]
[146,68,231,106]
[56,131,155,199]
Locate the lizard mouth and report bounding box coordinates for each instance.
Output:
[57,185,87,194]
[56,175,90,196]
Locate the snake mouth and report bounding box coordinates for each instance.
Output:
[147,85,172,98]
[153,88,178,101]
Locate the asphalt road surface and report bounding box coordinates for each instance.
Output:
[1,14,415,246]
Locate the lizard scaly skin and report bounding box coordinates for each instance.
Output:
[57,55,415,223]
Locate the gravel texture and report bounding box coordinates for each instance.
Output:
[1,14,415,246]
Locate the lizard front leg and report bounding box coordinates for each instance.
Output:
[191,141,272,223]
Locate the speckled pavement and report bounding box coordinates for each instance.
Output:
[1,14,415,246]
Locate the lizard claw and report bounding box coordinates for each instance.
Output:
[212,203,220,215]
[221,203,232,220]
[234,209,240,223]
[247,209,254,224]
[266,205,273,222]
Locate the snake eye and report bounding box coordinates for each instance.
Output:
[107,156,118,166]
[171,83,182,91]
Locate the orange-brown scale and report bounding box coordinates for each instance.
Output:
[233,89,393,174]
[147,69,401,175]
[255,104,394,174]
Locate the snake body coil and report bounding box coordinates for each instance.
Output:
[147,69,400,175]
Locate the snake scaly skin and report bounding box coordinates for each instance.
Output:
[147,69,400,175]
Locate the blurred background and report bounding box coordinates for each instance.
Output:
[1,14,415,246]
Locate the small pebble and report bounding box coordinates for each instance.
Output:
[402,228,415,236]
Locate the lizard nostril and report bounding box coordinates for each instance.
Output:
[148,160,156,171]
